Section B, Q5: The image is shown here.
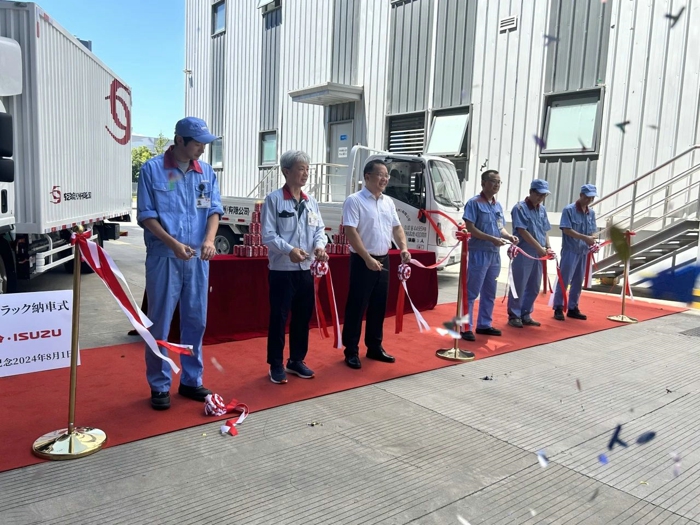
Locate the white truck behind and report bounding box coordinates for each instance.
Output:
[0,2,132,293]
[214,146,465,268]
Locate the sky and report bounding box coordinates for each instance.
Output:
[37,0,184,138]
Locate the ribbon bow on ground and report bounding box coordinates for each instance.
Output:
[310,259,342,349]
[71,231,192,373]
[395,263,430,334]
[203,394,249,436]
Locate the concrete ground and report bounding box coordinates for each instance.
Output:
[2,217,700,524]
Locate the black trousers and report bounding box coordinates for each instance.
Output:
[342,253,389,357]
[267,270,315,367]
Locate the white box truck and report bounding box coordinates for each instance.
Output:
[0,2,132,293]
[215,146,465,268]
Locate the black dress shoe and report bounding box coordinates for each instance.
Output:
[475,327,502,336]
[366,348,395,363]
[553,308,565,321]
[345,355,362,369]
[461,331,476,341]
[567,308,587,320]
[178,384,212,401]
[151,391,170,411]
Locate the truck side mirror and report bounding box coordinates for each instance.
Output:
[0,113,13,183]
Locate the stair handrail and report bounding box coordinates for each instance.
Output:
[595,162,700,221]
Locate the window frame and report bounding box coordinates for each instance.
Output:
[257,0,281,14]
[212,1,226,36]
[540,87,604,156]
[259,130,278,167]
[210,138,223,169]
[425,110,470,157]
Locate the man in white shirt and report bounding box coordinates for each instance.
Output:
[341,160,411,369]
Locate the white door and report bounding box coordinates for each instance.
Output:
[328,121,353,202]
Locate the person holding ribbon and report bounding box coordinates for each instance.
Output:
[552,184,599,321]
[462,170,519,341]
[507,179,554,328]
[137,117,223,410]
[262,150,328,384]
[341,160,411,370]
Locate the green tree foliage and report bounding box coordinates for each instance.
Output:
[154,133,170,155]
[132,146,153,182]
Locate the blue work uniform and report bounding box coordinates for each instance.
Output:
[508,198,551,319]
[262,185,327,367]
[137,146,223,392]
[463,193,506,330]
[553,202,597,310]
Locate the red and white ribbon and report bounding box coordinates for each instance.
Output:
[71,232,191,373]
[310,259,342,349]
[204,394,249,436]
[584,240,612,288]
[395,263,430,334]
[504,244,559,303]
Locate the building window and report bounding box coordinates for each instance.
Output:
[257,0,281,14]
[211,138,223,169]
[426,112,469,156]
[212,1,226,35]
[541,89,603,154]
[260,131,277,165]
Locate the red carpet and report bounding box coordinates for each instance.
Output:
[0,293,684,473]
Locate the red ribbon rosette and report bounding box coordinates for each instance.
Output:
[203,393,250,436]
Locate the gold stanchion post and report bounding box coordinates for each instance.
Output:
[32,226,107,459]
[436,235,475,362]
[608,229,638,324]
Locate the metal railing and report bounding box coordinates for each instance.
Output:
[246,163,349,203]
[592,145,700,257]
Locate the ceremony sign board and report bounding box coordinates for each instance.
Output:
[0,290,76,377]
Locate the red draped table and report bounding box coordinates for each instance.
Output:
[198,249,437,345]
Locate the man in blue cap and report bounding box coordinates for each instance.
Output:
[462,170,519,341]
[553,184,599,321]
[507,179,554,328]
[137,117,224,410]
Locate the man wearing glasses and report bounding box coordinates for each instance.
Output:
[462,170,519,341]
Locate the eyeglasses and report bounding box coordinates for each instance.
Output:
[373,173,391,180]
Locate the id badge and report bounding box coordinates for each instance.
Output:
[497,218,504,229]
[196,196,211,209]
[307,211,319,226]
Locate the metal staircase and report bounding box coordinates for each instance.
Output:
[589,145,700,289]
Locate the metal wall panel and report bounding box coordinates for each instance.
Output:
[433,0,477,109]
[328,102,355,122]
[388,0,434,115]
[185,0,212,128]
[210,33,226,136]
[1,3,132,233]
[466,0,551,212]
[596,0,700,215]
[260,8,281,131]
[544,0,611,92]
[331,0,358,85]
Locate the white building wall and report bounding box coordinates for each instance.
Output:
[184,0,212,145]
[597,0,700,215]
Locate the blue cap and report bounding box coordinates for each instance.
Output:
[530,179,551,195]
[174,117,218,144]
[581,184,598,197]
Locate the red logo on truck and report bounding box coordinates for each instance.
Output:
[105,79,131,145]
[50,185,62,204]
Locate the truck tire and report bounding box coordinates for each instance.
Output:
[214,226,238,255]
[0,239,18,294]
[63,230,101,274]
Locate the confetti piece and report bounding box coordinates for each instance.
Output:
[436,327,462,339]
[608,424,628,451]
[307,421,323,427]
[537,450,549,468]
[615,120,631,133]
[529,508,537,517]
[671,452,681,477]
[649,125,659,130]
[666,388,672,393]
[210,357,225,373]
[639,480,648,485]
[636,431,656,445]
[457,516,471,525]
[543,34,559,46]
[576,379,582,391]
[480,375,493,381]
[665,6,685,28]
[598,453,609,465]
[588,488,600,501]
[480,159,488,171]
[578,138,588,152]
[533,134,546,149]
[202,433,207,437]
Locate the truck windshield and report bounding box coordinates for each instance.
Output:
[429,161,463,210]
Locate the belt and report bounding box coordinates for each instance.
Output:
[351,252,388,259]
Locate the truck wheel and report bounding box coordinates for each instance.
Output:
[214,226,237,255]
[0,239,18,293]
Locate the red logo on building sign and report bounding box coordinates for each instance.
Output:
[105,79,131,145]
[50,185,62,204]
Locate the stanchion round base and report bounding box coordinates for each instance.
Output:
[607,314,638,324]
[436,348,475,362]
[32,427,107,460]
